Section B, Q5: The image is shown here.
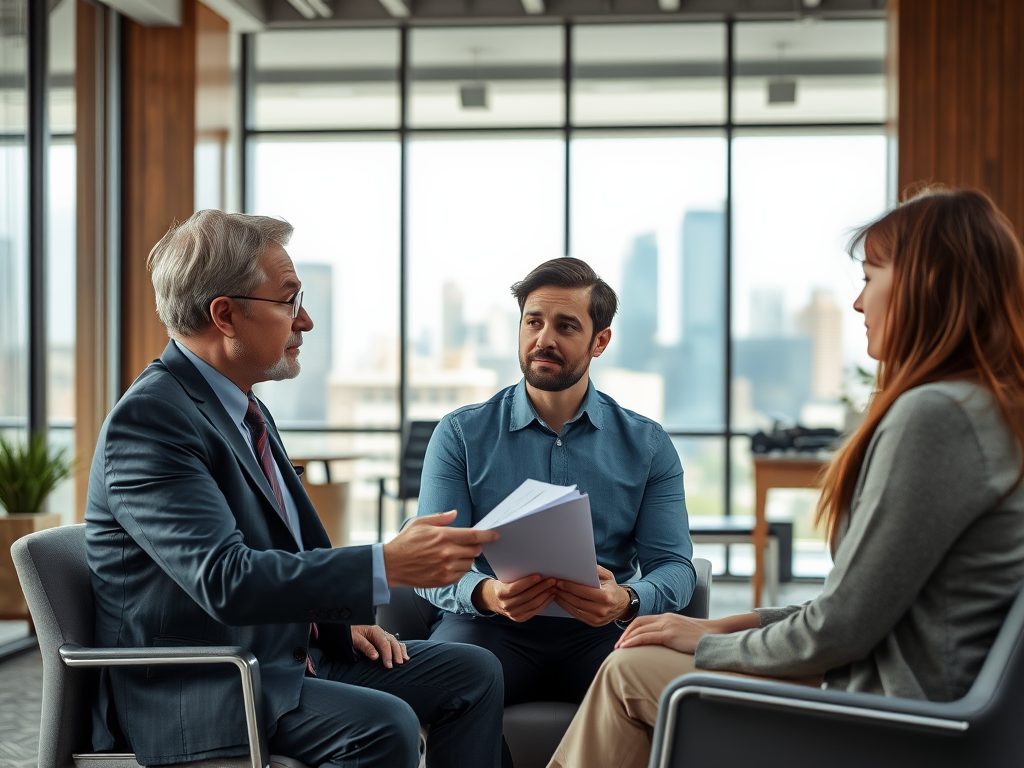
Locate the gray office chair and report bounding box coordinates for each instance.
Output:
[648,584,1024,768]
[376,557,713,768]
[11,524,306,768]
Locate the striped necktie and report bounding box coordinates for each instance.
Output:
[244,394,318,676]
[244,395,286,519]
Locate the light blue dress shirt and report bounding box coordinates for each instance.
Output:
[174,341,390,606]
[416,378,694,617]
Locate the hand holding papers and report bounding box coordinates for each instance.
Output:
[474,479,600,619]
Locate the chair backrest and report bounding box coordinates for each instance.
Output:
[678,558,712,620]
[10,524,95,768]
[396,421,439,500]
[956,583,1024,733]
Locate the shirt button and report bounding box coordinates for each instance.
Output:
[555,439,563,446]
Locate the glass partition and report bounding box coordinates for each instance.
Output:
[406,134,565,416]
[409,27,564,128]
[733,20,886,124]
[1,0,28,435]
[253,29,400,130]
[571,133,728,428]
[250,136,402,429]
[572,24,726,126]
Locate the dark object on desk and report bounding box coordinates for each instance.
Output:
[376,420,439,542]
[751,424,842,455]
[649,583,1024,768]
[376,558,713,768]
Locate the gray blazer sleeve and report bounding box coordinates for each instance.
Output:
[695,388,998,678]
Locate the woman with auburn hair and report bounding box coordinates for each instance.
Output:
[547,188,1024,768]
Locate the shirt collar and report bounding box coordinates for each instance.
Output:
[509,378,604,432]
[173,340,251,430]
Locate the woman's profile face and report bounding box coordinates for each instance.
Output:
[853,259,894,360]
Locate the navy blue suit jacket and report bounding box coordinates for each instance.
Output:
[85,342,375,765]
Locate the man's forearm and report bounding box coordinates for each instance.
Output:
[416,569,492,615]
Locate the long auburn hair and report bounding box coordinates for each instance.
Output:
[816,188,1024,547]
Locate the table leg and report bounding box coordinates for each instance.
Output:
[753,480,769,608]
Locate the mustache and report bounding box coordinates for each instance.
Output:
[529,350,565,365]
[288,334,303,348]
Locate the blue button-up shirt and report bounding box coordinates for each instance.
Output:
[416,379,694,617]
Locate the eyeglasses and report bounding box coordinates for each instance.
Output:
[227,290,304,319]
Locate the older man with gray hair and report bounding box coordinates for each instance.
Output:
[85,210,504,768]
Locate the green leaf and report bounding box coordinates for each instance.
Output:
[0,433,75,515]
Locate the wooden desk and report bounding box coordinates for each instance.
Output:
[752,455,828,607]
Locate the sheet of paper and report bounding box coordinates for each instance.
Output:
[480,494,600,619]
[475,478,578,530]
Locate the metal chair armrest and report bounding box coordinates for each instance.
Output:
[59,644,270,768]
[650,673,972,768]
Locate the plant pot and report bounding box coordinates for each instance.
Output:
[0,512,62,626]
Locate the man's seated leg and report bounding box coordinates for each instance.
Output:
[269,675,421,768]
[545,620,622,704]
[429,612,549,706]
[301,638,504,768]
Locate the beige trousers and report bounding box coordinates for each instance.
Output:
[546,646,696,768]
[546,646,820,768]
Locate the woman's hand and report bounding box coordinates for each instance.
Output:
[615,612,761,655]
[615,614,716,654]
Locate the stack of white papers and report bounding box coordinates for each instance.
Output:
[474,479,600,619]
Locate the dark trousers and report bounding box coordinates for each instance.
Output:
[430,613,622,768]
[268,639,504,768]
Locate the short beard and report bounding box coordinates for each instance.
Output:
[232,336,302,383]
[519,348,590,392]
[263,354,301,382]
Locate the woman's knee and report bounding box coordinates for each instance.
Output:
[597,646,691,698]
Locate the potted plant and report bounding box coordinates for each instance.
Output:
[0,433,74,625]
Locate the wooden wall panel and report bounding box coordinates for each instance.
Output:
[75,0,104,521]
[120,1,198,390]
[896,0,1024,236]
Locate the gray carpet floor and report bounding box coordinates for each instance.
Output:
[0,648,44,768]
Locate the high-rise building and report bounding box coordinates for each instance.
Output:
[254,262,333,424]
[795,289,844,401]
[750,290,785,337]
[442,282,467,370]
[616,232,658,371]
[733,336,813,424]
[667,210,726,427]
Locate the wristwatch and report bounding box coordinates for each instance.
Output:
[615,585,641,629]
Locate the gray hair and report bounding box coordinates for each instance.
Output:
[147,210,294,336]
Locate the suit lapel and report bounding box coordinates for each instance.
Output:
[158,343,297,543]
[263,406,332,550]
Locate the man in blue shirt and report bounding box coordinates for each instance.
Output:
[416,258,695,763]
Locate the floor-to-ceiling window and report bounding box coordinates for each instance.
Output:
[0,0,29,441]
[245,17,889,575]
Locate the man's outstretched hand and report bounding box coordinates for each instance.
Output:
[553,565,631,626]
[383,511,499,588]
